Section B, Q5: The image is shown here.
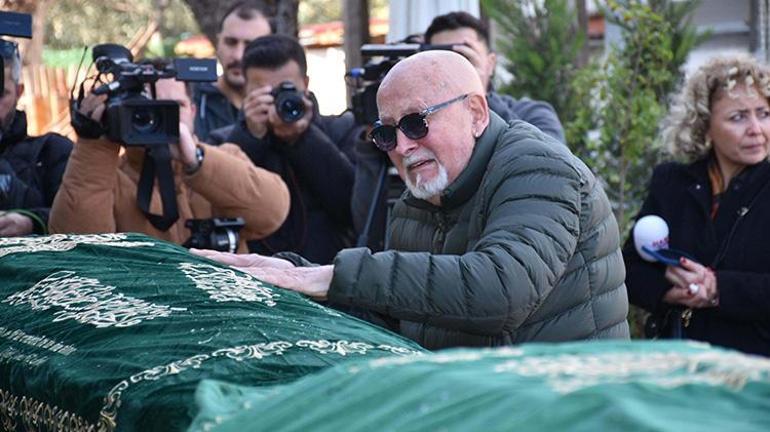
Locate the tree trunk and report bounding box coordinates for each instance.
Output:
[343,0,369,103]
[182,0,298,45]
[343,0,370,71]
[575,0,589,68]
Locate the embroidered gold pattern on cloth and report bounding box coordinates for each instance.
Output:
[3,271,187,328]
[0,234,154,258]
[493,349,770,393]
[178,263,279,306]
[0,388,99,432]
[98,339,423,429]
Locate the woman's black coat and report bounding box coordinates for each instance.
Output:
[624,157,770,356]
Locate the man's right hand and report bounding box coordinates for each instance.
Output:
[190,248,295,270]
[79,93,108,123]
[450,42,488,86]
[243,85,273,139]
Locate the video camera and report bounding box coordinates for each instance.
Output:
[0,11,32,95]
[85,44,217,146]
[184,217,245,253]
[347,43,455,125]
[68,43,217,232]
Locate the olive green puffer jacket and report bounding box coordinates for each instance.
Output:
[330,113,629,349]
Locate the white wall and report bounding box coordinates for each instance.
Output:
[387,0,480,42]
[682,0,753,75]
[306,46,349,116]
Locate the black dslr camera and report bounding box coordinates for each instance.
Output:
[184,217,245,253]
[271,81,305,123]
[346,42,455,125]
[86,44,216,146]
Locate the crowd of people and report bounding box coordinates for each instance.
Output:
[1,3,768,356]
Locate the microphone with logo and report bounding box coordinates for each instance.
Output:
[632,215,701,295]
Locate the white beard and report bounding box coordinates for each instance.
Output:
[404,161,449,201]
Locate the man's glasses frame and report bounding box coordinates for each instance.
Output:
[369,93,469,152]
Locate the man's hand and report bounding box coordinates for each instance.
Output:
[169,123,199,170]
[190,249,332,300]
[450,42,489,87]
[79,93,108,122]
[190,248,295,269]
[243,85,273,139]
[239,265,333,300]
[0,212,34,236]
[269,94,314,145]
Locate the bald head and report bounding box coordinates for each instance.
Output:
[373,50,491,206]
[379,51,484,107]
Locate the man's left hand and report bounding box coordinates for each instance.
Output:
[0,212,34,236]
[269,94,314,145]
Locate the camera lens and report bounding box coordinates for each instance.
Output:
[278,97,304,122]
[131,107,159,133]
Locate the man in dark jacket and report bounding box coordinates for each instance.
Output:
[193,2,272,143]
[196,50,630,350]
[220,35,360,264]
[0,39,72,236]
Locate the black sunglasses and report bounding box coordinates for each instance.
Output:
[369,93,469,152]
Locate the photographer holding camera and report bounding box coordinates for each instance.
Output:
[0,38,73,236]
[214,35,361,264]
[49,56,290,250]
[214,35,362,263]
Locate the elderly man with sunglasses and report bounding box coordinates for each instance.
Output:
[195,50,630,349]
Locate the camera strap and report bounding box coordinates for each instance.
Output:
[136,145,179,231]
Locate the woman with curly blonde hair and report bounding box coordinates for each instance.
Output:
[624,55,770,356]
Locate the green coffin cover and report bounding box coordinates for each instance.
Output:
[189,341,770,432]
[0,233,425,431]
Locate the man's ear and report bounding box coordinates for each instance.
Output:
[17,83,24,98]
[469,93,490,135]
[303,75,309,91]
[487,52,497,82]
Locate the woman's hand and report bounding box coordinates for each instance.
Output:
[663,257,719,308]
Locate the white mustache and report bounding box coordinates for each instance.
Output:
[403,150,437,167]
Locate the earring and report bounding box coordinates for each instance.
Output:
[705,136,712,148]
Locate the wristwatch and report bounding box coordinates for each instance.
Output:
[185,146,205,175]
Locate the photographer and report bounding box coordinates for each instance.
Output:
[218,35,361,264]
[49,69,290,249]
[193,1,273,143]
[0,39,73,236]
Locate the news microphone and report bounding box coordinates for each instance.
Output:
[633,215,701,294]
[632,215,698,267]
